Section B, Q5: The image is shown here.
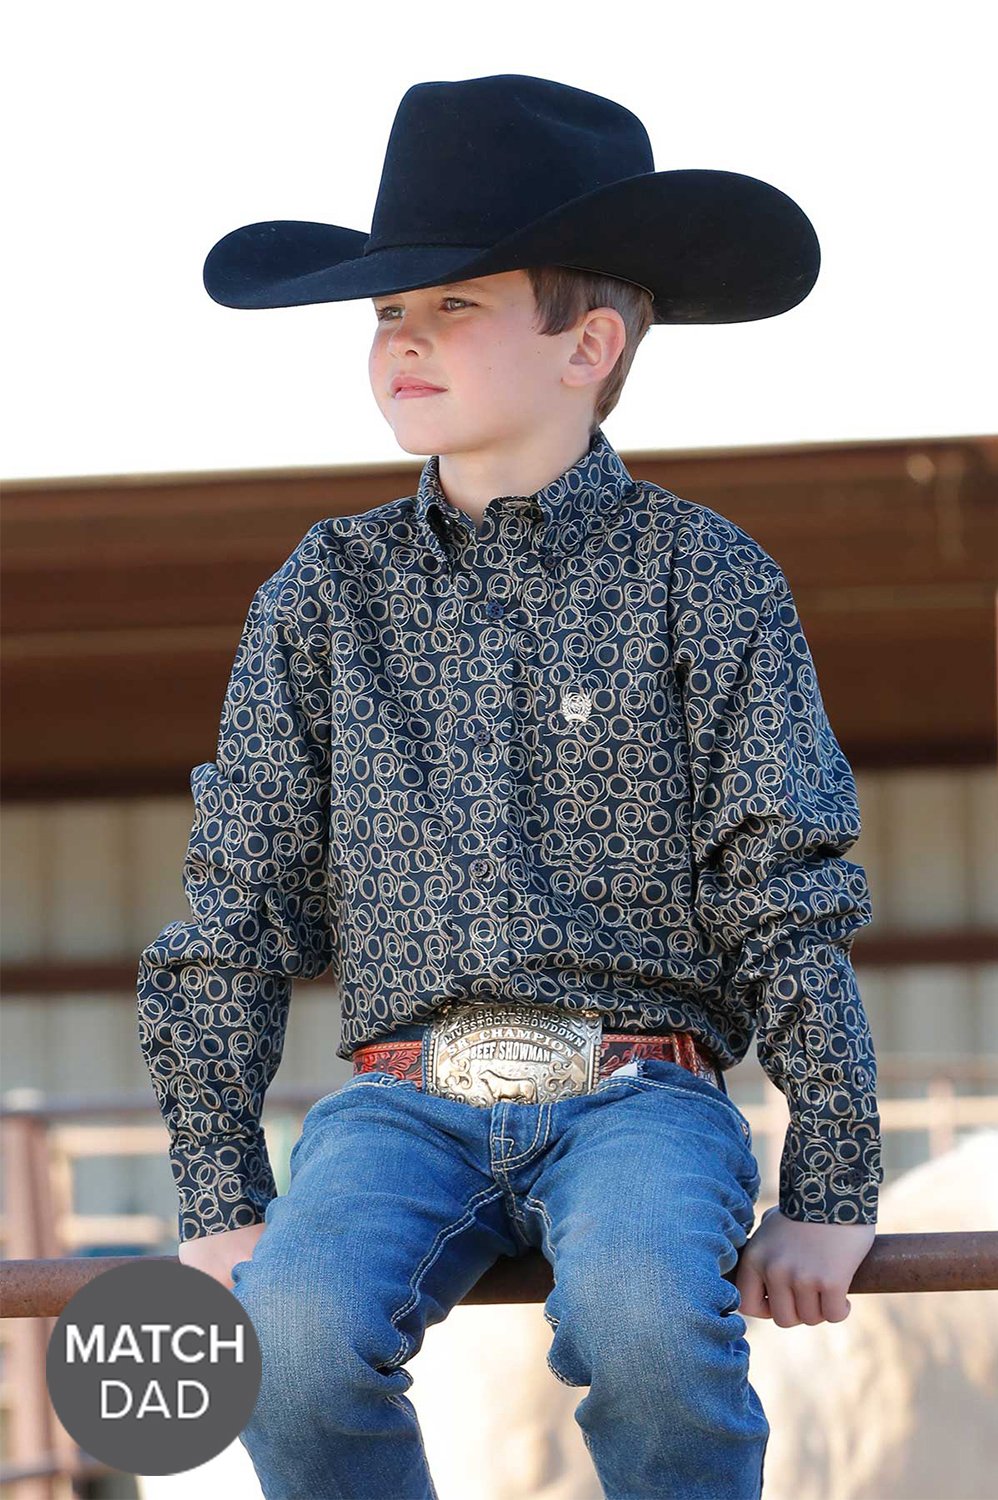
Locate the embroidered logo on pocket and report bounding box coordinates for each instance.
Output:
[561,686,592,723]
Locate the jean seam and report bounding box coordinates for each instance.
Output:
[594,1074,643,1093]
[382,1394,444,1500]
[631,1074,751,1131]
[488,1108,552,1247]
[499,1101,553,1169]
[525,1190,557,1318]
[524,1191,555,1263]
[344,1073,411,1089]
[628,1075,760,1185]
[526,1189,586,1388]
[383,1185,508,1372]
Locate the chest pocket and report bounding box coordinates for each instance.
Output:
[534,677,694,924]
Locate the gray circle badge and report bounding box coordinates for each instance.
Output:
[46,1259,261,1476]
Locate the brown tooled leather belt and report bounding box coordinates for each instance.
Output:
[351,1002,725,1109]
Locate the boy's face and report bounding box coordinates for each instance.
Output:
[368,268,600,456]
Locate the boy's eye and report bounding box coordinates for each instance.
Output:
[374,297,472,321]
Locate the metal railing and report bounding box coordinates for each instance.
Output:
[5,1229,998,1321]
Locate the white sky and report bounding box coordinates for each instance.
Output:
[3,1,995,481]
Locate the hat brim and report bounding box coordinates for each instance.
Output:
[202,168,819,325]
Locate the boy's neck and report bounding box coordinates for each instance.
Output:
[434,422,596,528]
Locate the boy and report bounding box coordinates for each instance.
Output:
[137,74,883,1499]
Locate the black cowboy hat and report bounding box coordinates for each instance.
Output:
[203,72,820,325]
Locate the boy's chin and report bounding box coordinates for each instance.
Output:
[389,429,441,457]
[386,411,457,455]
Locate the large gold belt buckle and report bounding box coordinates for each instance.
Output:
[425,1003,604,1107]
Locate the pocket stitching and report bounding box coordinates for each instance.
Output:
[342,1071,413,1090]
[630,1066,754,1148]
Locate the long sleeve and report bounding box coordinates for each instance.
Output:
[669,512,883,1224]
[136,523,337,1243]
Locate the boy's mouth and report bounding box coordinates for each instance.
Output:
[391,375,447,397]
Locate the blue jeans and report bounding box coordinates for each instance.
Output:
[230,1052,770,1499]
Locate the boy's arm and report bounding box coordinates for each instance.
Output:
[668,511,883,1229]
[136,522,337,1245]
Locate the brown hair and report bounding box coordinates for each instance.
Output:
[524,265,656,433]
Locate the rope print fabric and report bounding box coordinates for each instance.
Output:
[136,426,883,1241]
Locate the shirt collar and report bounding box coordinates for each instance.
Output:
[412,425,639,569]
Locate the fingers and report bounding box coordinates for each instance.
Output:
[745,1266,853,1327]
[734,1255,772,1319]
[787,1280,823,1326]
[735,1205,861,1328]
[820,1289,851,1323]
[761,1264,801,1327]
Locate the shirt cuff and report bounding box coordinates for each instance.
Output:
[777,1121,884,1225]
[168,1127,277,1243]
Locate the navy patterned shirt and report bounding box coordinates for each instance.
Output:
[137,426,883,1242]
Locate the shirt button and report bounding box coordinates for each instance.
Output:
[484,600,505,619]
[470,857,492,879]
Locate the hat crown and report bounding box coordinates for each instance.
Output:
[365,74,654,255]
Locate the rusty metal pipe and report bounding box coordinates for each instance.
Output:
[2,1233,997,1320]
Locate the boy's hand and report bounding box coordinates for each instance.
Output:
[734,1205,876,1326]
[177,1222,268,1291]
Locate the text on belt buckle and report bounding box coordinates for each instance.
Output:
[426,1003,603,1107]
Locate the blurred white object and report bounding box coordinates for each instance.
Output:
[137,1435,261,1500]
[749,1128,998,1500]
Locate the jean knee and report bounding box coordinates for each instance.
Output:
[233,1263,374,1415]
[579,1256,745,1380]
